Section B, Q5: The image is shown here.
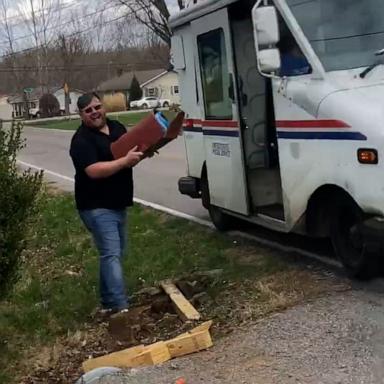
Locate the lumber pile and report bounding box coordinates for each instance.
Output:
[82,321,213,372]
[82,277,214,373]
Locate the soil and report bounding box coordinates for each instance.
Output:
[19,267,349,384]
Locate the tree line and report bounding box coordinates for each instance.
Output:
[0,0,187,94]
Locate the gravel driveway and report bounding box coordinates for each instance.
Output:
[91,284,384,384]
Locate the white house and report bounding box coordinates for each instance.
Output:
[8,86,83,118]
[141,70,180,105]
[53,88,83,114]
[97,69,181,107]
[0,96,13,120]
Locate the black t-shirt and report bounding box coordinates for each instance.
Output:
[70,119,133,211]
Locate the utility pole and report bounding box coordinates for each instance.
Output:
[64,82,70,116]
[23,88,33,119]
[108,61,113,79]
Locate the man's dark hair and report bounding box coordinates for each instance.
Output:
[77,92,101,111]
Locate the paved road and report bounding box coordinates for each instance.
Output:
[17,125,339,262]
[93,288,384,384]
[19,126,208,219]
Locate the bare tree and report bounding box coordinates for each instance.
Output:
[115,0,184,47]
[0,0,21,89]
[56,33,90,87]
[17,0,62,91]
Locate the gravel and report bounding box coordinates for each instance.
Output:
[90,286,384,384]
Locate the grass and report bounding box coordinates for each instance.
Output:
[0,192,344,383]
[25,110,175,130]
[0,192,288,383]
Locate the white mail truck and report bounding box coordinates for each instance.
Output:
[170,0,384,278]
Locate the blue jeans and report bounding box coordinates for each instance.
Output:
[79,208,128,311]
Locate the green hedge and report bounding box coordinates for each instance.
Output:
[0,121,43,295]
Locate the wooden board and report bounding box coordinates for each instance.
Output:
[82,342,171,372]
[82,321,214,372]
[166,329,213,358]
[172,321,213,340]
[130,341,171,367]
[82,345,145,372]
[160,280,201,321]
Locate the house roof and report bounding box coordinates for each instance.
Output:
[97,69,167,92]
[140,70,176,87]
[8,88,41,104]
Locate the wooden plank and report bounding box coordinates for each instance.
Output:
[160,280,201,321]
[166,329,213,358]
[82,345,145,372]
[130,341,171,367]
[172,321,213,340]
[82,322,213,372]
[188,320,213,334]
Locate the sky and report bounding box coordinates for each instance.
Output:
[0,0,185,54]
[166,0,182,14]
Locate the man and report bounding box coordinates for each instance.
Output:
[70,92,143,314]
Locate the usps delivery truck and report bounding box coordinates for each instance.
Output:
[170,0,384,278]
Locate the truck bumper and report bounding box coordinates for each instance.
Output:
[178,177,201,198]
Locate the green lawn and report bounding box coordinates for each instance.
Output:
[26,111,175,130]
[0,192,290,383]
[0,189,338,384]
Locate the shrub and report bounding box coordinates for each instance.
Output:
[102,93,127,112]
[0,121,43,295]
[39,93,60,118]
[129,75,143,105]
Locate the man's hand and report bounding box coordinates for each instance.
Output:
[121,145,143,167]
[85,146,143,179]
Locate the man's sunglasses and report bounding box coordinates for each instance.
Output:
[83,104,102,114]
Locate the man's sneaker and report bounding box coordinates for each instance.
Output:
[92,307,114,322]
[93,306,129,321]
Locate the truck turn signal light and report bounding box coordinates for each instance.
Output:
[358,148,378,164]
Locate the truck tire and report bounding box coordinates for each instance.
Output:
[201,173,232,231]
[330,197,378,279]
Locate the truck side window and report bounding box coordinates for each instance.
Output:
[197,29,232,120]
[277,18,312,77]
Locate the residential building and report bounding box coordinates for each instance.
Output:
[8,86,83,118]
[97,69,181,107]
[141,71,180,105]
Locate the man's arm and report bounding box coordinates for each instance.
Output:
[85,146,143,179]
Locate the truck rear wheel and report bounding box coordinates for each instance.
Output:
[201,174,232,231]
[330,198,378,279]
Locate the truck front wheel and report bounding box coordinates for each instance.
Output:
[330,198,378,279]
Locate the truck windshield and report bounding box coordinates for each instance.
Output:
[286,0,384,71]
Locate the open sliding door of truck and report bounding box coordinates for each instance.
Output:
[191,8,249,215]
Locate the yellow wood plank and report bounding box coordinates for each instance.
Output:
[82,322,213,373]
[130,341,171,367]
[172,321,213,340]
[160,281,201,321]
[166,329,213,358]
[82,345,145,372]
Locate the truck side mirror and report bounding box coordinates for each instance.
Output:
[252,5,281,75]
[258,49,281,73]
